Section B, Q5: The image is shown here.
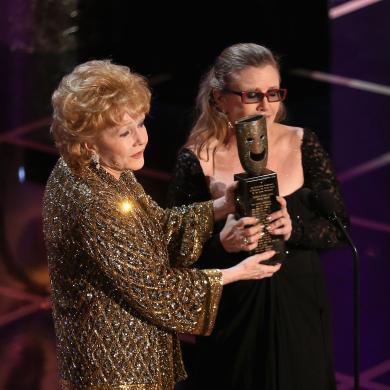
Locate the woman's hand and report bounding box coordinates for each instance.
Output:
[221,250,281,285]
[266,196,292,240]
[220,214,264,253]
[212,182,237,221]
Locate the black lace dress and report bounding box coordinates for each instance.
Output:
[167,129,349,390]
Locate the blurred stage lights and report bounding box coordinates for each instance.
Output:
[18,166,26,183]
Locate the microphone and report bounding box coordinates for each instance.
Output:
[313,189,360,390]
[313,190,355,249]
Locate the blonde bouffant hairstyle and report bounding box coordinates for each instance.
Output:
[51,60,151,174]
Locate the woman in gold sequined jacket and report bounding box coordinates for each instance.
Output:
[42,60,284,390]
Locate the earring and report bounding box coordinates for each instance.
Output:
[221,110,233,129]
[91,153,100,169]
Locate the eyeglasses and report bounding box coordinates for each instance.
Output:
[223,88,287,104]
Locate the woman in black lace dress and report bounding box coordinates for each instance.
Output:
[167,43,349,390]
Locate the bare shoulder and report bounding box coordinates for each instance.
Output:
[277,123,303,139]
[274,123,304,148]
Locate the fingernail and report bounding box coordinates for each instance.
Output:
[260,232,265,237]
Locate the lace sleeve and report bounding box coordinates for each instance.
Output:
[166,148,210,206]
[288,129,350,249]
[167,148,230,267]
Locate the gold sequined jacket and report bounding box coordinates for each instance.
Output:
[43,159,223,390]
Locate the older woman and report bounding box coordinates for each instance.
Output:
[42,60,282,390]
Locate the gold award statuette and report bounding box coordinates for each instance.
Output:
[234,114,285,264]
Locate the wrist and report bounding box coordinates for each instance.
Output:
[221,265,240,285]
[213,196,234,222]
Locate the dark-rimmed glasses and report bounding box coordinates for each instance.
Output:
[223,88,287,104]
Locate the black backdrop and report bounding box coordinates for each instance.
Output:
[77,0,331,194]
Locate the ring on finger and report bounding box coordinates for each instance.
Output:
[242,236,250,245]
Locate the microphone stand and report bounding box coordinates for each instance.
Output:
[330,212,360,390]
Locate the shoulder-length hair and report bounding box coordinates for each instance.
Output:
[186,43,285,159]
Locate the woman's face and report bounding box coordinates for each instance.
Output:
[88,111,148,179]
[215,65,281,128]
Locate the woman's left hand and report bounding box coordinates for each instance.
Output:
[266,196,292,241]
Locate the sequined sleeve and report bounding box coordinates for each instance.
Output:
[125,174,215,267]
[288,128,350,249]
[77,194,222,336]
[166,149,231,268]
[162,201,215,268]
